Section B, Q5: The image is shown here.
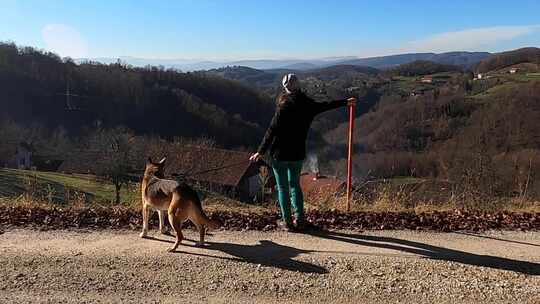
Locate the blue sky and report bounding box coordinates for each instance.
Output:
[1,0,539,60]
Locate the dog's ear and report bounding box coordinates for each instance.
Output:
[146,157,153,165]
[158,157,167,165]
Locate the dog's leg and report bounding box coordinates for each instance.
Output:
[189,203,211,246]
[196,224,206,247]
[158,210,168,235]
[167,208,185,252]
[139,203,149,238]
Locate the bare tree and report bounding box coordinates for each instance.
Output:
[90,127,135,204]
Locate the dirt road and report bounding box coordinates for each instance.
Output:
[1,228,539,303]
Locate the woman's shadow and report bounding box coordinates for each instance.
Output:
[148,230,540,276]
[308,230,540,276]
[147,235,328,274]
[206,240,328,274]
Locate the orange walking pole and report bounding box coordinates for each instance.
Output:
[346,99,356,212]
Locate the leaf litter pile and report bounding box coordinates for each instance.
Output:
[1,206,539,232]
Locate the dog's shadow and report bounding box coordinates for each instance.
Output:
[143,235,201,246]
[146,234,327,274]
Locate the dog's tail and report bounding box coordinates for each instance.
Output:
[202,213,220,230]
[193,196,220,230]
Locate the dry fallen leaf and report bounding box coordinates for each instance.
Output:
[0,206,539,232]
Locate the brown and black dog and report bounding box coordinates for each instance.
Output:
[140,157,219,252]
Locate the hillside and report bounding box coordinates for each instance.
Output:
[336,51,490,69]
[475,47,540,73]
[204,66,284,95]
[206,64,379,96]
[321,64,540,200]
[3,42,540,204]
[199,48,540,203]
[386,60,462,76]
[302,65,379,79]
[0,42,274,148]
[198,48,540,187]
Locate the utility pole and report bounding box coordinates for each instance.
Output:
[346,99,356,212]
[57,80,88,111]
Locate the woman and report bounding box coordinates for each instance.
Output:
[250,73,356,231]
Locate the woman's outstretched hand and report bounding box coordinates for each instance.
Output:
[347,97,357,106]
[249,152,261,162]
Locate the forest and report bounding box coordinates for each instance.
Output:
[0,42,275,149]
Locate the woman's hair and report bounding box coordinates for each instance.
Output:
[282,73,300,93]
[277,92,290,107]
[278,73,301,107]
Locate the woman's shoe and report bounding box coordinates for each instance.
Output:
[294,219,318,233]
[276,220,294,232]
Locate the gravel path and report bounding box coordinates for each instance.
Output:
[1,228,539,303]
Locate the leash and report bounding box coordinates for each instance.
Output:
[173,160,252,177]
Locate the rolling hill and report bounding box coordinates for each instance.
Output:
[303,65,380,79]
[0,42,275,148]
[475,47,540,73]
[386,60,462,76]
[318,49,540,197]
[206,64,379,93]
[336,51,490,69]
[3,42,539,189]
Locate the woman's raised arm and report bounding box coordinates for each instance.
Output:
[310,97,356,115]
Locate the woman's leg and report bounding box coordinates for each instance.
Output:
[287,160,305,222]
[271,159,293,225]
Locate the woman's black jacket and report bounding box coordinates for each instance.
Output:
[257,91,348,161]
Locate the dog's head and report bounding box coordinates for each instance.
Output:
[144,157,166,178]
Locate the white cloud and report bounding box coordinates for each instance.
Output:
[402,25,540,53]
[42,24,88,58]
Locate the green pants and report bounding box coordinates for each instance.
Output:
[271,159,304,224]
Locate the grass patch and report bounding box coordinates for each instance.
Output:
[383,176,426,185]
[0,168,268,213]
[0,168,139,206]
[526,73,540,78]
[1,169,538,215]
[469,81,517,101]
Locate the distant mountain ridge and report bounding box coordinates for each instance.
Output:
[77,51,491,72]
[337,52,491,69]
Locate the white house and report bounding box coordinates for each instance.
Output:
[421,76,433,83]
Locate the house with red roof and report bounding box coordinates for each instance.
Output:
[166,146,271,202]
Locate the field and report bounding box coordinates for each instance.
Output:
[0,168,268,214]
[0,168,139,206]
[2,168,539,214]
[390,76,434,93]
[0,169,432,211]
